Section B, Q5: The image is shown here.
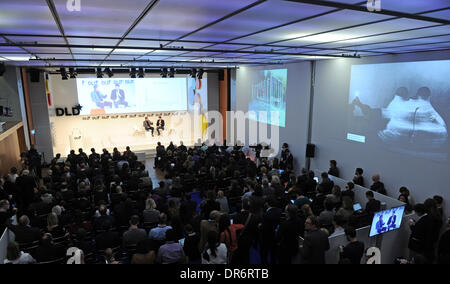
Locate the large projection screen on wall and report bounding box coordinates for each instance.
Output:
[76,78,188,115]
[346,60,450,162]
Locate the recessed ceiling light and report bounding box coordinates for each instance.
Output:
[114,49,153,53]
[0,55,31,61]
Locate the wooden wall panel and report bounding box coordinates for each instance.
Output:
[0,131,21,175]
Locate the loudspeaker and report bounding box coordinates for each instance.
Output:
[30,69,40,82]
[0,63,5,76]
[306,143,315,158]
[218,70,224,81]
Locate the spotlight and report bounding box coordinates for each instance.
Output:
[168,68,175,78]
[130,67,137,78]
[60,67,68,80]
[138,67,145,78]
[160,68,168,78]
[189,68,196,78]
[197,68,204,79]
[105,67,114,78]
[96,68,103,78]
[68,67,77,78]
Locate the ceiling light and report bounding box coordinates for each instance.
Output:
[138,67,145,78]
[114,49,153,54]
[105,67,114,78]
[168,68,175,78]
[96,68,103,78]
[69,67,77,78]
[130,67,137,78]
[196,68,204,79]
[60,67,68,80]
[160,68,168,78]
[0,55,31,61]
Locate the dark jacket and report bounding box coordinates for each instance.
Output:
[300,228,330,264]
[261,207,282,242]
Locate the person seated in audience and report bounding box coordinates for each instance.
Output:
[339,226,364,265]
[93,204,115,231]
[318,198,335,231]
[328,160,339,177]
[399,186,413,206]
[45,212,67,239]
[156,229,185,264]
[95,220,121,251]
[216,190,229,214]
[73,228,94,258]
[327,185,342,209]
[299,216,330,264]
[34,233,66,263]
[123,215,147,248]
[131,239,156,264]
[336,196,354,223]
[408,203,435,263]
[0,199,15,234]
[370,174,387,195]
[342,182,355,203]
[149,213,172,242]
[4,241,36,264]
[104,248,119,264]
[365,191,381,217]
[353,168,364,187]
[398,194,413,214]
[202,230,227,264]
[293,190,311,209]
[143,198,160,224]
[319,172,334,194]
[10,215,41,244]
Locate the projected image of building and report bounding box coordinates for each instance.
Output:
[252,74,285,108]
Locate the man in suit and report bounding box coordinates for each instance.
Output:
[370,174,387,195]
[299,216,330,264]
[10,215,41,244]
[111,83,128,108]
[34,233,66,263]
[143,117,154,136]
[15,170,37,212]
[408,203,435,263]
[260,197,282,264]
[156,116,165,136]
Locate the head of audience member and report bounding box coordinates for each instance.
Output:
[129,215,140,229]
[332,185,341,197]
[330,160,337,168]
[399,187,410,197]
[372,174,380,182]
[433,195,443,208]
[398,194,408,204]
[321,172,328,180]
[305,216,319,232]
[324,198,334,213]
[282,143,289,151]
[285,204,298,220]
[342,196,353,211]
[333,215,346,230]
[365,190,375,201]
[47,212,59,230]
[209,210,221,223]
[6,242,22,262]
[0,200,10,211]
[344,226,357,242]
[165,229,176,243]
[346,182,354,191]
[19,215,30,227]
[41,233,53,247]
[145,199,157,211]
[413,203,426,217]
[98,205,108,216]
[158,213,168,226]
[271,175,280,186]
[301,204,314,218]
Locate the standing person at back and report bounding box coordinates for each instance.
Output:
[339,226,364,264]
[299,216,330,264]
[328,160,339,177]
[370,174,387,195]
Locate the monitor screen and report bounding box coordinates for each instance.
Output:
[313,177,319,183]
[369,206,406,237]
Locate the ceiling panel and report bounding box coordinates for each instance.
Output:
[182,1,334,42]
[298,18,436,48]
[53,0,151,37]
[120,39,170,47]
[25,47,71,54]
[38,53,73,60]
[0,46,27,53]
[0,1,60,34]
[74,54,108,60]
[68,37,120,46]
[229,9,392,45]
[341,34,450,51]
[422,8,450,20]
[320,25,450,49]
[5,36,66,45]
[128,0,255,39]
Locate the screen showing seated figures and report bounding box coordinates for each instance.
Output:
[76,78,188,115]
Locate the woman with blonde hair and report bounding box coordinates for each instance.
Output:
[301,204,314,218]
[143,198,160,224]
[46,212,66,238]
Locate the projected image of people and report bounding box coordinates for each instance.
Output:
[249,69,287,127]
[369,206,405,237]
[347,60,450,161]
[90,84,111,109]
[111,83,129,108]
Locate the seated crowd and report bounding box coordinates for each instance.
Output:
[0,142,448,264]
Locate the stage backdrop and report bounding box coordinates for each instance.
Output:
[47,73,215,155]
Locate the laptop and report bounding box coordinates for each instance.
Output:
[353,203,362,211]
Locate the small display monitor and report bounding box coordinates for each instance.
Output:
[369,206,406,237]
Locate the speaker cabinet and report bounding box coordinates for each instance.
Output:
[306,143,315,158]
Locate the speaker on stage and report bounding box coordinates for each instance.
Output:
[30,69,40,82]
[306,143,315,158]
